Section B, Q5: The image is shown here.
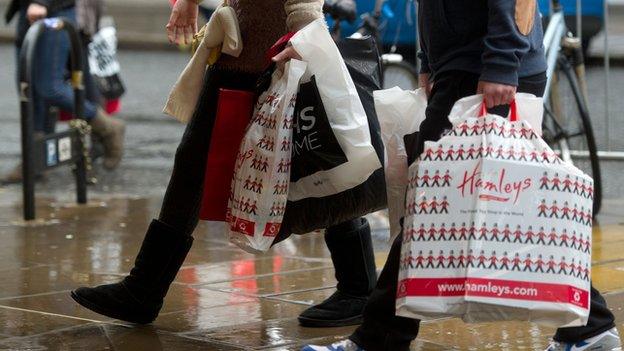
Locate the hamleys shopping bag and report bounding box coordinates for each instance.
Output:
[227,60,306,253]
[396,94,593,328]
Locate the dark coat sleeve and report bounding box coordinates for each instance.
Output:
[480,0,536,86]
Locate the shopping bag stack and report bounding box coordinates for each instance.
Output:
[222,18,383,251]
[286,20,381,201]
[280,30,386,235]
[227,60,307,253]
[396,94,593,328]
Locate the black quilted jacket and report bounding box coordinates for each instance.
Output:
[5,0,75,24]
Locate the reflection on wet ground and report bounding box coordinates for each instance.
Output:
[0,193,623,350]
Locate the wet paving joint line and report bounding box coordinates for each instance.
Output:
[254,341,301,350]
[190,266,334,287]
[171,333,248,350]
[0,321,149,346]
[0,322,105,345]
[261,285,338,298]
[177,316,298,337]
[263,287,337,305]
[178,255,284,271]
[199,283,338,299]
[279,255,333,263]
[603,288,624,296]
[0,304,124,325]
[0,263,52,273]
[0,289,74,302]
[592,257,624,266]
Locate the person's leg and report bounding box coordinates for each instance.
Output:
[504,73,617,342]
[547,286,618,350]
[348,233,419,351]
[71,67,259,324]
[158,68,259,235]
[298,217,377,327]
[304,71,554,351]
[33,8,98,120]
[347,71,482,351]
[32,7,126,169]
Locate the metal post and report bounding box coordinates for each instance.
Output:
[603,0,611,151]
[18,18,88,221]
[18,22,45,221]
[63,19,88,204]
[576,0,583,44]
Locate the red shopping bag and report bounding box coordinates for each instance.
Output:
[199,88,255,221]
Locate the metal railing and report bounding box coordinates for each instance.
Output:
[19,17,90,221]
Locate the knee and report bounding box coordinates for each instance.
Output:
[35,80,65,102]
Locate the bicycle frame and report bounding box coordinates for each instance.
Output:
[543,10,566,105]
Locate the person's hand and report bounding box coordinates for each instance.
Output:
[26,3,47,24]
[272,45,302,72]
[419,73,433,98]
[477,81,517,108]
[166,0,198,45]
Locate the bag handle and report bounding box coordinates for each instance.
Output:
[479,99,518,122]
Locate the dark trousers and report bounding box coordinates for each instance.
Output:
[350,71,615,351]
[157,66,363,238]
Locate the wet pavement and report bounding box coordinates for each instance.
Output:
[0,42,624,350]
[0,185,624,350]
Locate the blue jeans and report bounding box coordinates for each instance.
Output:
[16,7,97,133]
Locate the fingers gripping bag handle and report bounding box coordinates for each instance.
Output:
[448,93,544,135]
[478,100,517,121]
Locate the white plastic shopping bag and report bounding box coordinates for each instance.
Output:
[396,94,593,328]
[227,60,307,253]
[287,19,381,201]
[374,87,427,238]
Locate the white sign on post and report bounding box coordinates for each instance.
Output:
[58,137,72,162]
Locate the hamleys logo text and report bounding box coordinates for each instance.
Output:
[456,162,532,204]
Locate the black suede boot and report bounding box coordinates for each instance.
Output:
[71,220,193,324]
[298,218,377,327]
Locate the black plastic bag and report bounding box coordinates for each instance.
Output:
[277,36,387,237]
[94,74,126,100]
[291,75,349,182]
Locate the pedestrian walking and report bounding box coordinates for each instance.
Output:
[305,0,619,349]
[2,0,125,184]
[72,0,380,331]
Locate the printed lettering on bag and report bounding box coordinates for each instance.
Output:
[290,76,348,182]
[293,106,321,155]
[456,162,532,204]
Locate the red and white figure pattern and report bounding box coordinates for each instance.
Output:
[402,223,591,254]
[397,96,594,327]
[408,169,452,188]
[400,250,590,281]
[539,172,594,200]
[537,199,592,225]
[421,142,562,164]
[227,60,307,253]
[447,117,539,140]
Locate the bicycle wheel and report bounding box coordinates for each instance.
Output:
[382,61,419,90]
[542,55,602,215]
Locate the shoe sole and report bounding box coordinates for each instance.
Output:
[70,290,154,325]
[298,314,364,328]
